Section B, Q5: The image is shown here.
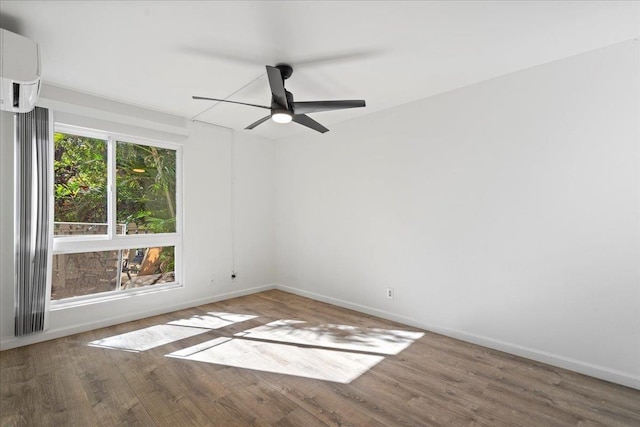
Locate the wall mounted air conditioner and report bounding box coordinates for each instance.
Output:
[0,28,41,113]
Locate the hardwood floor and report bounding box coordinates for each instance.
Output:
[1,289,639,426]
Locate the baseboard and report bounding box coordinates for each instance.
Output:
[274,284,640,390]
[0,284,276,351]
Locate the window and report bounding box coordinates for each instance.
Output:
[51,124,181,303]
[116,141,177,234]
[54,133,108,237]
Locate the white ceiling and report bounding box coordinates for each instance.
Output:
[1,1,639,139]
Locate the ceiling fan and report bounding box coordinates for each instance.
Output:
[193,64,366,133]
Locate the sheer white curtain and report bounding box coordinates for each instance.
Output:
[15,106,50,336]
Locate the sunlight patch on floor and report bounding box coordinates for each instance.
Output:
[89,324,210,352]
[88,311,257,352]
[166,337,385,384]
[88,308,424,383]
[236,319,424,355]
[167,311,257,329]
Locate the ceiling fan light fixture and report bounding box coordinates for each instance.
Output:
[272,110,293,124]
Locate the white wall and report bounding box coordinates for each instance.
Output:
[274,40,640,388]
[232,132,276,287]
[0,88,276,349]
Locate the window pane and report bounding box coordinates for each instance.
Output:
[51,246,176,300]
[54,133,107,236]
[120,246,176,290]
[116,141,176,234]
[51,250,119,300]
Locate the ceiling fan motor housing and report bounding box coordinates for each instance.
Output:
[275,64,293,80]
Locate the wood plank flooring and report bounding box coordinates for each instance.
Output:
[1,290,639,426]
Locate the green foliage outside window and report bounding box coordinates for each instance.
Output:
[115,141,176,234]
[54,133,107,224]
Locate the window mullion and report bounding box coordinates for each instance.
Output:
[107,136,116,239]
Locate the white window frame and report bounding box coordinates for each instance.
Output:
[50,123,183,307]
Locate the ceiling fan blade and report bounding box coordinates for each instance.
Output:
[291,100,366,115]
[266,65,288,109]
[293,49,383,68]
[292,114,329,134]
[245,115,272,130]
[193,96,270,110]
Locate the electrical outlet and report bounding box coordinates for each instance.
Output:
[386,287,394,299]
[210,275,216,286]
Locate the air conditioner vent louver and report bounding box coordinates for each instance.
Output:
[12,82,19,108]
